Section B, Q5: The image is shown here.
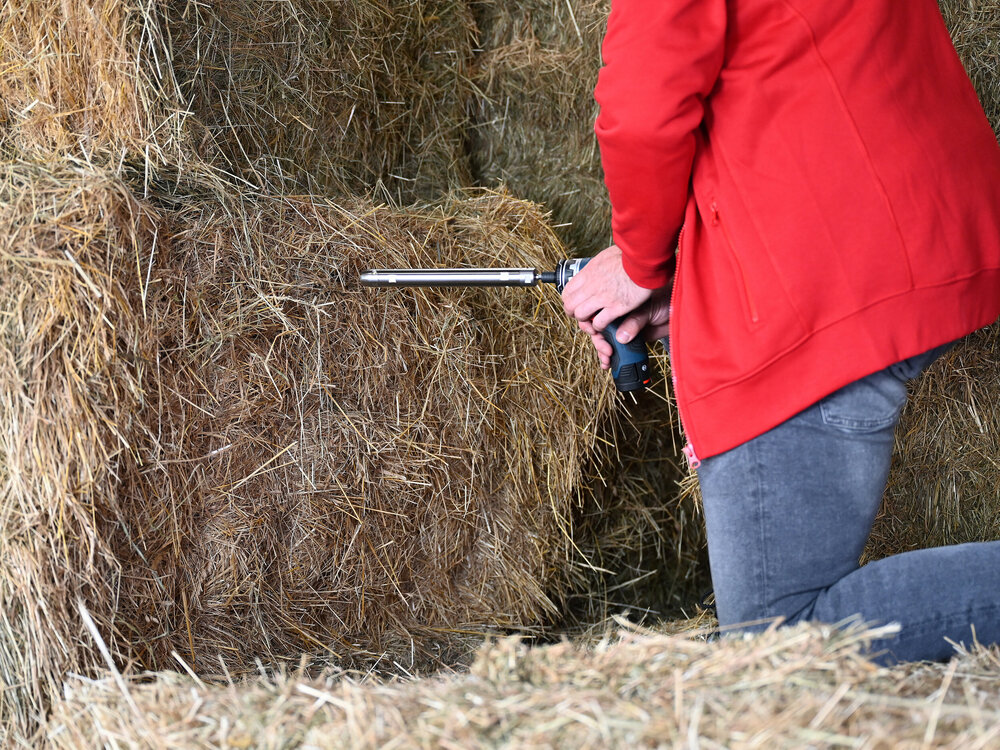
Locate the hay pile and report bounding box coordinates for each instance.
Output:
[44,621,1000,748]
[0,0,476,199]
[568,358,709,625]
[940,0,1000,133]
[0,159,614,738]
[468,0,611,255]
[5,0,1000,745]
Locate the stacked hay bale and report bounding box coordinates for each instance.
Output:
[3,0,997,745]
[468,0,611,256]
[44,622,1000,748]
[161,0,477,200]
[0,159,612,740]
[0,0,476,200]
[940,0,1000,133]
[566,361,709,625]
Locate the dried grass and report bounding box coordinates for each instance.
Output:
[44,620,1000,748]
[163,0,476,200]
[567,355,709,626]
[940,0,1000,134]
[468,1,611,255]
[867,325,1000,561]
[0,158,615,740]
[0,0,476,199]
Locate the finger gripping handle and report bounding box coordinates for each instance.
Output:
[601,320,650,393]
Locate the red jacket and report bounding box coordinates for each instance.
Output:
[595,0,1000,460]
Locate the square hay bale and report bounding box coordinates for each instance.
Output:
[0,159,614,739]
[43,622,1000,748]
[0,0,476,200]
[468,1,611,255]
[163,0,477,200]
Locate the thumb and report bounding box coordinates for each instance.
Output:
[611,308,651,344]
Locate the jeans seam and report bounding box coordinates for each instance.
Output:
[820,412,898,431]
[751,439,770,619]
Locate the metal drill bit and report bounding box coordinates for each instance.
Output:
[360,268,546,287]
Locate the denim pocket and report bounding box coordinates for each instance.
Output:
[819,370,908,433]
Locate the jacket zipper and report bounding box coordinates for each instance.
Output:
[710,201,759,324]
[669,225,701,469]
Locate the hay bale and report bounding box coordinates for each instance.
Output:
[940,0,1000,133]
[0,0,475,199]
[566,360,709,625]
[44,622,1000,748]
[163,0,476,200]
[0,0,185,160]
[0,159,613,739]
[469,1,611,255]
[866,325,1000,560]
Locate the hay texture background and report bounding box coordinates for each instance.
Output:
[0,160,613,738]
[44,622,1000,748]
[568,362,709,626]
[0,0,475,200]
[940,0,1000,134]
[468,0,611,256]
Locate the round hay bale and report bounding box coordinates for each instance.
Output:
[0,159,612,739]
[0,0,476,200]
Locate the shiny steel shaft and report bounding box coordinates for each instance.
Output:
[360,267,544,287]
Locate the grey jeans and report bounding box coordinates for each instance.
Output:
[697,340,1000,664]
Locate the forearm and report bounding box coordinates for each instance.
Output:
[595,0,726,288]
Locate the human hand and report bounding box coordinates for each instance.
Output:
[561,244,670,368]
[562,245,653,331]
[578,287,672,369]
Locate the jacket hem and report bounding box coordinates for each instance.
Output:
[682,270,1000,458]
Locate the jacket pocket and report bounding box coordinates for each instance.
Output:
[710,200,759,325]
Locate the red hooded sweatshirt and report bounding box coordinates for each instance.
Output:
[594,0,1000,461]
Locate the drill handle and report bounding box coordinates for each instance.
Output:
[555,258,651,393]
[601,321,651,392]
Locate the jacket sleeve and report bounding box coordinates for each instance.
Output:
[595,0,727,289]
